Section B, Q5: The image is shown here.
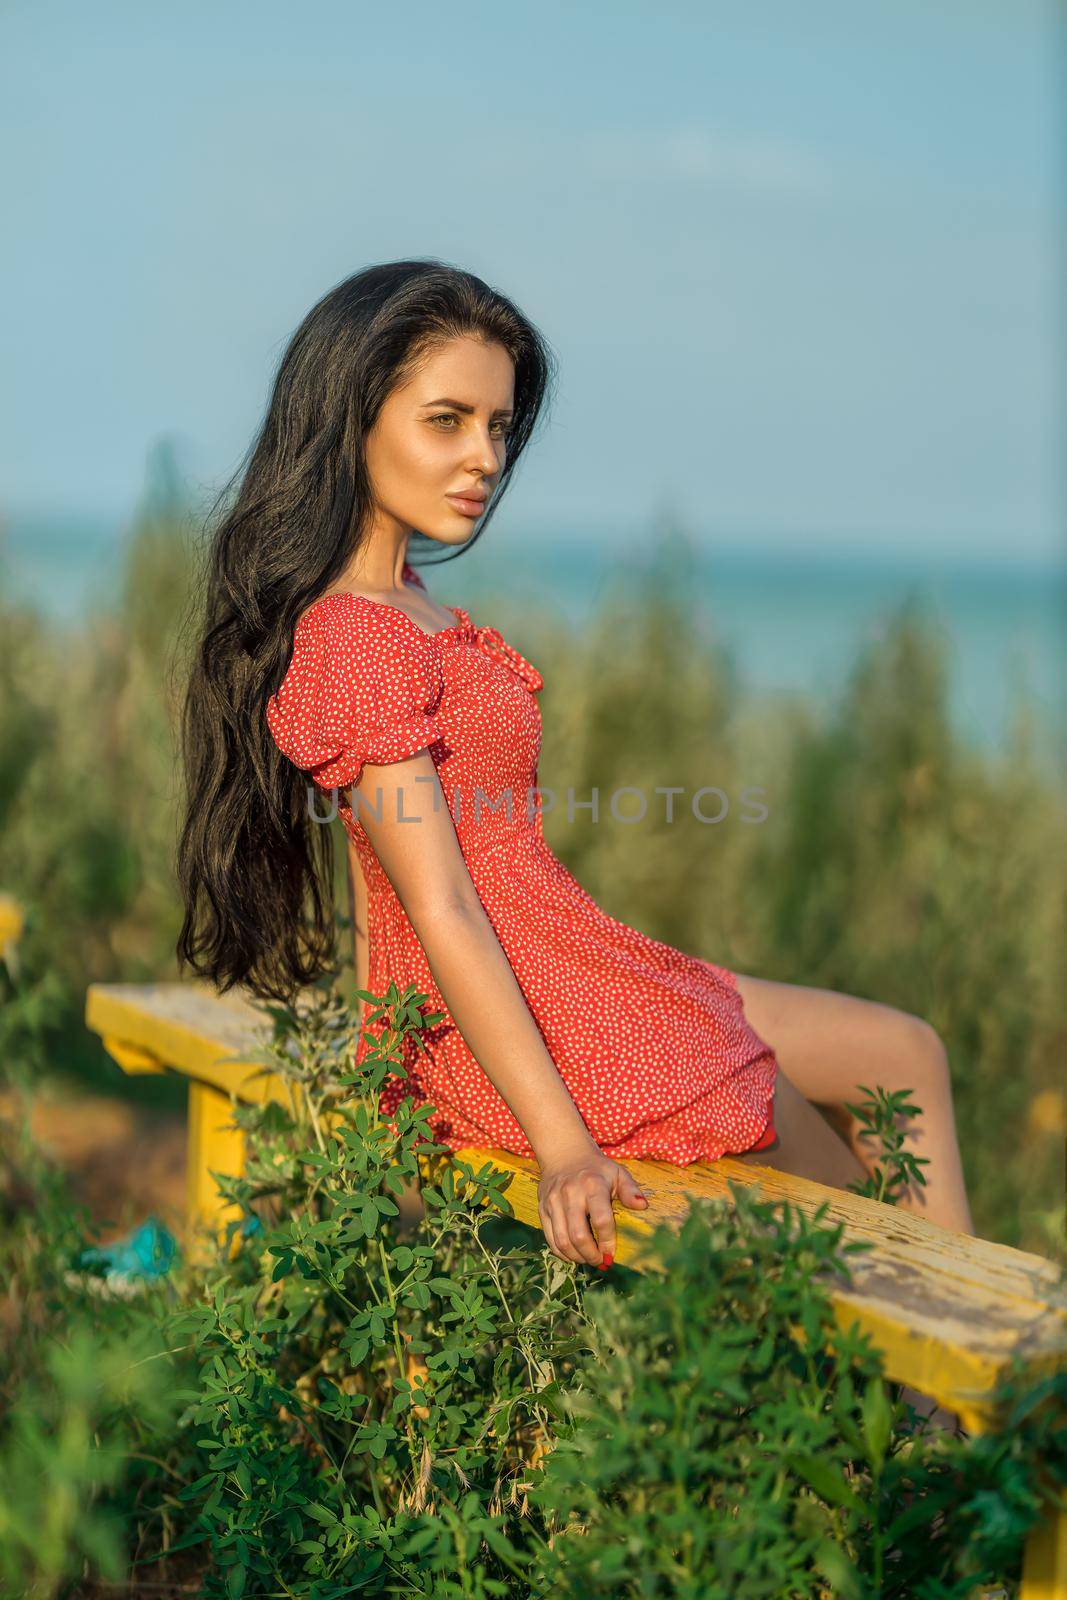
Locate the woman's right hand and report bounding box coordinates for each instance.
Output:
[536,1141,650,1266]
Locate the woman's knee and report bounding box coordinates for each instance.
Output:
[904,1016,952,1098]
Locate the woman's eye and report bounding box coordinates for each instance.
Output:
[429,413,510,438]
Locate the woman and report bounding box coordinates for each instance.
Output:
[176,259,974,1278]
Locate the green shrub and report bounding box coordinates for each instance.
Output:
[531,1195,1066,1599]
[0,954,184,1598]
[75,973,1061,1600]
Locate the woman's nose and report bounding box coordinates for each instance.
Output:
[467,427,501,473]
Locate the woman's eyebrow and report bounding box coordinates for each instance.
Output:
[421,397,514,417]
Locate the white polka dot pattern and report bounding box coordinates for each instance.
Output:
[266,562,779,1166]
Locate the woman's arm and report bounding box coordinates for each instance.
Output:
[353,751,648,1265]
[345,834,370,995]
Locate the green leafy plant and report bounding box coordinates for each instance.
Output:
[843,1084,931,1207]
[528,1196,1067,1599]
[141,973,590,1597]
[2,959,1064,1598]
[124,974,1066,1598]
[0,944,183,1600]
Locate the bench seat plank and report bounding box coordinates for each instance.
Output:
[451,1146,1066,1434]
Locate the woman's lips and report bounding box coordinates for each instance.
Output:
[446,494,486,518]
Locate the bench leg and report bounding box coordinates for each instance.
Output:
[1020,1495,1067,1600]
[186,1080,245,1249]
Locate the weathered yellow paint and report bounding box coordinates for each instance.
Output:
[87,980,285,1105]
[84,978,1067,1589]
[1021,1486,1067,1600]
[101,1034,166,1075]
[186,1080,246,1257]
[0,894,24,956]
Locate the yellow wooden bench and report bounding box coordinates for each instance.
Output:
[0,894,24,967]
[85,977,1067,1597]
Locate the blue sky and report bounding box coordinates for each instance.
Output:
[1,0,1062,566]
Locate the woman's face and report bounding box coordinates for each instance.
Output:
[364,334,516,549]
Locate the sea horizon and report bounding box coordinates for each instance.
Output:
[2,505,1064,776]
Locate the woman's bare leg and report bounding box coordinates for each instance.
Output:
[732,1063,869,1188]
[730,972,974,1236]
[726,974,973,1433]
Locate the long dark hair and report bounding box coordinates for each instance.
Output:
[175,259,557,1002]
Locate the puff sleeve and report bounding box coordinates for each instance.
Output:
[266,597,444,791]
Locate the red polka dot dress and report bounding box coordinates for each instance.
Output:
[266,562,779,1165]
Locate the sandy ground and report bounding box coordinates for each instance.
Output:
[0,1082,189,1243]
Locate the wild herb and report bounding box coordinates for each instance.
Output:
[1,959,1064,1598]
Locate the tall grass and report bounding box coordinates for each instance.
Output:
[0,481,1063,1249]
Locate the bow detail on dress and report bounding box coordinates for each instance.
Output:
[472,623,544,695]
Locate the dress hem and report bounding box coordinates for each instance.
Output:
[383,1056,781,1171]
